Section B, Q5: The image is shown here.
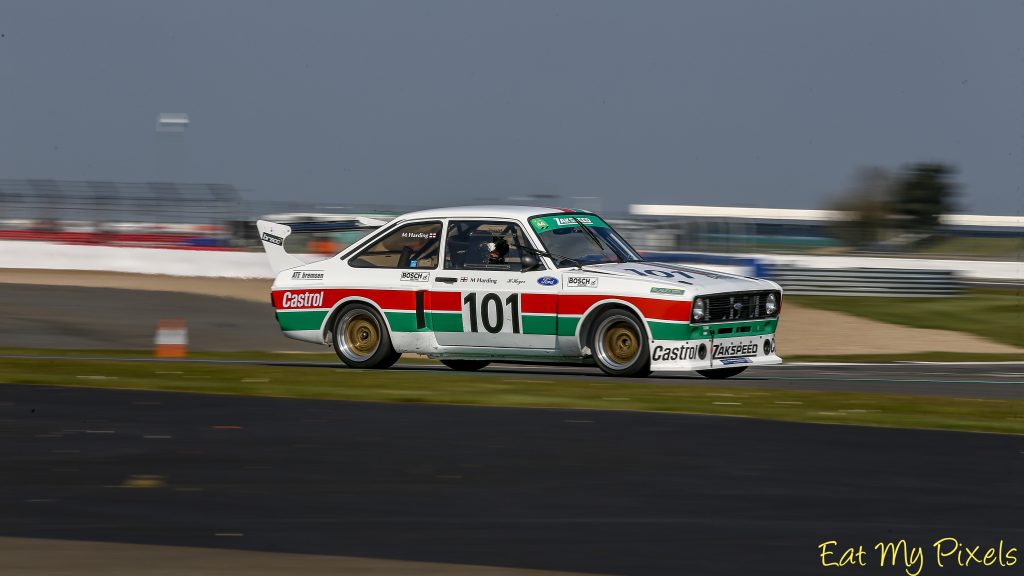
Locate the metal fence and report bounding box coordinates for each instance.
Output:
[765,266,963,297]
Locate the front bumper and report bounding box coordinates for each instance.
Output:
[648,333,781,372]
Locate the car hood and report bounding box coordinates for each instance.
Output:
[578,261,778,294]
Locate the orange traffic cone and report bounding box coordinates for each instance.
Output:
[154,319,188,358]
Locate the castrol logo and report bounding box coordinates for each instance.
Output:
[281,291,324,309]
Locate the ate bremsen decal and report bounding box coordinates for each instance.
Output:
[291,270,324,280]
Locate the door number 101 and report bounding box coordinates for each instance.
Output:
[462,292,521,334]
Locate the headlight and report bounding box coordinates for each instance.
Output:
[692,297,706,322]
[765,292,778,315]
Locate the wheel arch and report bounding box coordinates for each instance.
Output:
[320,296,393,345]
[575,298,654,352]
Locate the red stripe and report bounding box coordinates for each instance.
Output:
[426,291,462,312]
[272,288,691,321]
[273,288,419,310]
[522,293,557,314]
[558,295,691,320]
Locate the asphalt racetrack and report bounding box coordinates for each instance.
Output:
[0,283,317,352]
[2,282,1023,574]
[2,381,1022,575]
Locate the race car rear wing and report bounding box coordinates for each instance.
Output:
[256,216,391,274]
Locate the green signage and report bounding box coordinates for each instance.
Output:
[529,214,609,233]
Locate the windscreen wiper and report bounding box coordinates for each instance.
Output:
[573,217,605,251]
[573,217,625,262]
[518,244,582,270]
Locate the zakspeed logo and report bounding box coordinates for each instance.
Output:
[281,291,324,308]
[712,342,759,358]
[555,216,593,226]
[652,343,707,362]
[400,271,430,282]
[291,270,324,280]
[261,232,284,245]
[566,276,598,288]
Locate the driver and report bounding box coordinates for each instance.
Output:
[485,236,509,264]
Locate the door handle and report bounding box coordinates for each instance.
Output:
[436,277,458,284]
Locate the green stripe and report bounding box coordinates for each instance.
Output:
[429,312,463,332]
[385,311,464,333]
[277,310,328,331]
[384,311,423,332]
[557,317,580,337]
[648,319,778,341]
[522,315,556,335]
[280,310,777,341]
[387,312,568,336]
[647,321,691,340]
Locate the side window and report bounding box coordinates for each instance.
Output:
[444,220,540,271]
[348,221,442,269]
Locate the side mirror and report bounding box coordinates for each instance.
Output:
[520,253,539,272]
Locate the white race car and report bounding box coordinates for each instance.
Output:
[257,206,782,378]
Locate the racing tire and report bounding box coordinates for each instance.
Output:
[589,308,652,377]
[696,367,748,379]
[440,359,491,371]
[332,303,401,369]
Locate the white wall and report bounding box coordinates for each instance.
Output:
[1,240,1020,281]
[0,241,277,278]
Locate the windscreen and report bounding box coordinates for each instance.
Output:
[528,213,642,268]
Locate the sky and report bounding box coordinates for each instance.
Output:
[1,0,1021,215]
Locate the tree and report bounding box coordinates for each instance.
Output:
[890,163,958,231]
[829,167,894,247]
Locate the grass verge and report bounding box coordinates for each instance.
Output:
[1,358,1021,435]
[4,348,1021,365]
[790,291,1024,349]
[0,348,343,363]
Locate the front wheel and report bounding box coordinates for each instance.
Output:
[440,359,490,371]
[696,367,748,379]
[589,308,652,377]
[332,304,401,369]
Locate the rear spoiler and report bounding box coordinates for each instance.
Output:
[256,217,390,274]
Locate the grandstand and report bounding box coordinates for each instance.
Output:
[0,179,244,248]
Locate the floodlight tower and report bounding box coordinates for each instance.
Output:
[155,113,190,182]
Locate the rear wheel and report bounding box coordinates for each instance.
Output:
[332,304,401,369]
[696,367,748,379]
[589,308,651,377]
[440,359,490,371]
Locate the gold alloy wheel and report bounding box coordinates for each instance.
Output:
[338,310,381,362]
[603,325,639,365]
[593,313,645,371]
